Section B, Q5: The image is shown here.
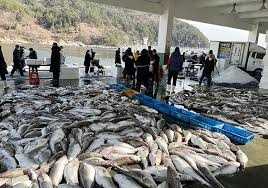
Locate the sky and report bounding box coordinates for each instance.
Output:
[183,19,267,48]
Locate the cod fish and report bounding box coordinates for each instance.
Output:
[213,162,240,176]
[113,174,142,188]
[0,148,17,172]
[236,150,248,169]
[79,162,95,188]
[171,155,209,186]
[167,166,182,188]
[64,159,80,185]
[157,182,168,188]
[49,155,68,186]
[38,173,53,188]
[49,129,65,153]
[114,167,157,188]
[155,137,169,154]
[95,166,117,188]
[67,137,82,160]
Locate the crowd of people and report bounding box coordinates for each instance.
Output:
[115,46,217,99]
[0,42,217,91]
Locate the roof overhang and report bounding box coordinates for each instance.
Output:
[88,0,268,32]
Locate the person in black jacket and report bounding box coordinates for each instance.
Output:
[10,45,24,77]
[0,46,8,89]
[122,48,135,86]
[115,48,121,65]
[152,49,160,98]
[84,50,91,75]
[27,48,38,72]
[199,50,217,87]
[50,43,61,87]
[136,49,150,92]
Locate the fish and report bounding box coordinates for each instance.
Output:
[183,131,192,144]
[171,155,210,186]
[67,137,82,160]
[165,129,175,143]
[149,150,162,166]
[64,159,80,185]
[197,163,225,188]
[157,181,168,188]
[113,167,157,188]
[0,148,17,172]
[160,132,169,144]
[236,149,248,169]
[78,162,95,188]
[49,129,65,153]
[38,173,53,188]
[144,166,167,182]
[49,155,68,186]
[155,137,169,154]
[94,166,117,188]
[113,173,143,188]
[167,166,182,188]
[213,162,240,176]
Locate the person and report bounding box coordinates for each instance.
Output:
[27,48,38,71]
[148,46,153,60]
[122,48,135,86]
[134,50,140,62]
[60,46,65,65]
[152,49,160,98]
[10,45,24,77]
[158,65,169,102]
[136,49,150,92]
[50,43,61,87]
[84,50,91,75]
[199,50,217,87]
[20,46,26,71]
[115,48,121,65]
[0,46,8,89]
[167,47,184,94]
[199,52,206,65]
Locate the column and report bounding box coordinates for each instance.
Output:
[157,0,175,64]
[260,30,268,90]
[248,23,261,43]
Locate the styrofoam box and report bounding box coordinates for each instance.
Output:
[60,66,79,80]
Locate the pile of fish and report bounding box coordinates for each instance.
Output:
[0,83,248,188]
[170,86,268,136]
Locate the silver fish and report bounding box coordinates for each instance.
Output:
[95,166,117,188]
[49,129,65,153]
[79,162,95,188]
[113,173,142,188]
[64,159,80,185]
[49,155,68,186]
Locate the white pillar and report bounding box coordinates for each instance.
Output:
[260,30,268,90]
[248,23,260,43]
[157,0,175,55]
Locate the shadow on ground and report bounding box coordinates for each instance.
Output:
[185,164,268,188]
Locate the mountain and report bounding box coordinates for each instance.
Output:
[0,0,209,47]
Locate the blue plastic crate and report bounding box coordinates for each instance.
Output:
[213,124,254,145]
[170,107,195,124]
[135,94,156,109]
[154,102,172,116]
[190,115,225,131]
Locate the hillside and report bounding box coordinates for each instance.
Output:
[0,0,209,47]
